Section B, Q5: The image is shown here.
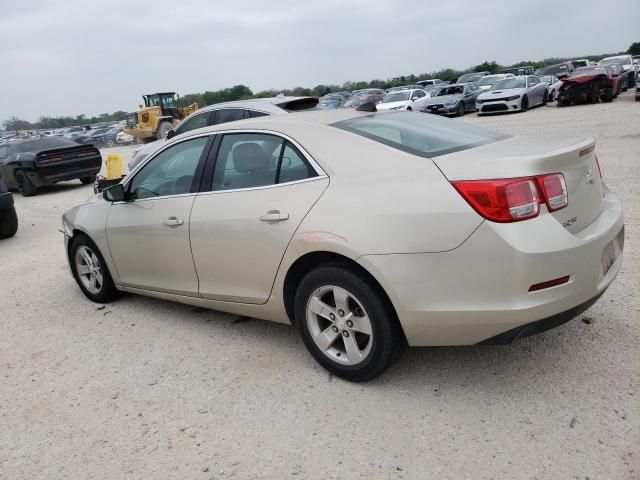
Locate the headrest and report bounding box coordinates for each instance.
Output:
[232,143,269,173]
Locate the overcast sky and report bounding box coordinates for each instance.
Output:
[0,0,638,122]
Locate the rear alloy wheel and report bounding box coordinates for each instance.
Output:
[15,170,37,197]
[295,265,405,381]
[456,102,465,117]
[70,235,121,303]
[520,95,529,112]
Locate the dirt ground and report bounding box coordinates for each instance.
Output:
[1,93,638,480]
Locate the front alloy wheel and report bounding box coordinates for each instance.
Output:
[75,245,104,294]
[306,285,373,366]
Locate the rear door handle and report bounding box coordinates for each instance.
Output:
[163,217,184,227]
[260,211,289,222]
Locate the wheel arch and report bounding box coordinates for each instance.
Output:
[282,251,405,338]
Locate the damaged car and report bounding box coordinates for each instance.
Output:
[0,178,18,238]
[0,137,101,196]
[557,66,617,106]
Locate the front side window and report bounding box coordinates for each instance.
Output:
[527,76,539,86]
[213,109,249,125]
[211,133,317,191]
[175,112,210,136]
[128,136,209,200]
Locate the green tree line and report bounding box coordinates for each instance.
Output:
[3,45,635,132]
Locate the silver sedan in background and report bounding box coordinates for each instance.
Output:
[476,76,550,115]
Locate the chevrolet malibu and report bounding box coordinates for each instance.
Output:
[62,111,624,381]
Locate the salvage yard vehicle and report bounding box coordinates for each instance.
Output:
[125,92,199,143]
[419,83,481,116]
[416,78,445,87]
[61,110,624,381]
[476,73,514,91]
[0,137,101,196]
[128,96,320,171]
[377,89,430,111]
[538,61,574,79]
[538,74,563,102]
[476,76,549,115]
[557,66,618,106]
[599,54,637,87]
[0,178,18,238]
[502,65,535,76]
[456,71,490,84]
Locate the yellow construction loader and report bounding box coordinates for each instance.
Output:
[124,92,198,142]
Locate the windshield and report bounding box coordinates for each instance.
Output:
[437,86,464,96]
[333,112,508,158]
[539,64,570,75]
[570,67,608,78]
[383,92,410,102]
[477,76,501,86]
[539,75,556,83]
[457,73,483,83]
[492,78,525,90]
[600,57,631,65]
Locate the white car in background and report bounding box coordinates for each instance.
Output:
[538,74,564,102]
[476,76,549,115]
[116,130,135,145]
[127,96,320,170]
[599,54,637,86]
[476,73,514,91]
[376,89,430,112]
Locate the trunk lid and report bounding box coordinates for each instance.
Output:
[432,135,604,233]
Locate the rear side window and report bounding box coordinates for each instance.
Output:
[248,110,269,118]
[333,113,509,157]
[213,109,248,125]
[211,133,317,191]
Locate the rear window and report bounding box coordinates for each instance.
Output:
[333,112,509,158]
[16,137,77,152]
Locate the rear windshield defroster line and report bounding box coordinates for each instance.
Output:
[331,112,510,158]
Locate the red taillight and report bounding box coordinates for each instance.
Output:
[452,173,568,223]
[452,178,540,222]
[537,173,568,211]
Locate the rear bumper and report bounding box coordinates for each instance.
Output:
[359,189,624,346]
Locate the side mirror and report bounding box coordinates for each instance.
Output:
[166,129,175,139]
[103,184,127,202]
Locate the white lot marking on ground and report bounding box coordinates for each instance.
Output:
[0,92,638,479]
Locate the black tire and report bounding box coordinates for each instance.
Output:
[0,207,18,239]
[406,107,412,111]
[80,175,97,185]
[156,121,173,140]
[455,101,465,117]
[69,234,121,303]
[542,91,548,105]
[15,170,37,197]
[549,90,555,102]
[601,88,614,103]
[294,264,406,382]
[558,98,569,107]
[521,95,529,112]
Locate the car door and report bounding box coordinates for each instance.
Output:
[462,84,478,111]
[189,132,329,304]
[527,76,542,104]
[105,134,212,295]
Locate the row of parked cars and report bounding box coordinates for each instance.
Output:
[319,54,639,116]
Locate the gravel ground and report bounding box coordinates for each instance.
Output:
[1,93,638,480]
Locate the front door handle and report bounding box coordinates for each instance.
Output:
[260,211,289,222]
[163,217,184,227]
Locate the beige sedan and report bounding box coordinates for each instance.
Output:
[62,110,624,381]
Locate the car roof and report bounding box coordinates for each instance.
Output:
[196,96,318,115]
